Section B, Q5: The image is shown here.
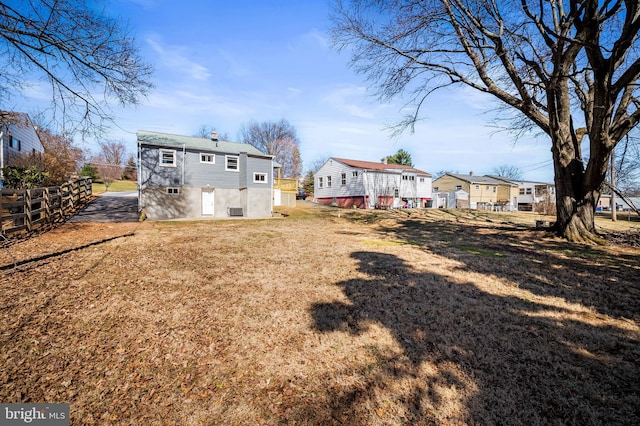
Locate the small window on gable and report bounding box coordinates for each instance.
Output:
[318,177,323,188]
[352,171,358,177]
[341,173,346,185]
[226,155,239,171]
[420,177,425,183]
[327,176,332,187]
[434,186,439,191]
[200,153,215,164]
[166,187,180,194]
[455,185,462,190]
[160,149,176,167]
[493,186,497,193]
[253,172,267,183]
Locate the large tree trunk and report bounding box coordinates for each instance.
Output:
[551,135,606,244]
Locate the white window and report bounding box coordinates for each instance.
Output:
[526,188,532,195]
[200,153,215,164]
[160,149,176,167]
[253,172,267,183]
[486,185,490,190]
[476,185,480,190]
[327,176,332,187]
[434,186,439,191]
[166,187,180,194]
[225,155,239,171]
[420,178,424,183]
[341,173,346,185]
[352,171,359,177]
[455,185,462,190]
[318,177,323,188]
[519,188,525,195]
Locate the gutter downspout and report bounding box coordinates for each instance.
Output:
[182,144,186,186]
[137,141,141,212]
[0,130,4,183]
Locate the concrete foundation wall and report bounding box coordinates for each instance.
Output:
[141,186,272,219]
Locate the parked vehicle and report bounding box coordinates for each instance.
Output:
[296,189,307,200]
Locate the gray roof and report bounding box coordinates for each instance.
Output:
[446,174,514,185]
[137,130,268,157]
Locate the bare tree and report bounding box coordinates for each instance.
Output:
[332,1,640,243]
[93,140,127,190]
[0,0,153,135]
[492,165,523,181]
[193,125,230,141]
[97,140,127,170]
[238,119,302,178]
[307,156,331,174]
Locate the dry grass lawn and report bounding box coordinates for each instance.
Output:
[1,204,639,425]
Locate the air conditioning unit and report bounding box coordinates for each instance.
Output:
[227,207,244,217]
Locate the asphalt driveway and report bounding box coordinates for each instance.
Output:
[68,191,140,223]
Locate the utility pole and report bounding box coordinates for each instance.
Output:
[611,148,617,222]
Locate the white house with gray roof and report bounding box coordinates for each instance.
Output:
[137,130,275,219]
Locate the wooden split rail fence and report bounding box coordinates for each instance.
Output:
[1,178,92,235]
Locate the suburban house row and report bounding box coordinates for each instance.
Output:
[312,158,557,213]
[136,131,563,219]
[0,117,562,218]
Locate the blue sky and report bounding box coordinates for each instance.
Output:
[23,0,555,181]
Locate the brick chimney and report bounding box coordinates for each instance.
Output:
[469,170,473,176]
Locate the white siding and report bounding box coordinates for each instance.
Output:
[314,159,365,199]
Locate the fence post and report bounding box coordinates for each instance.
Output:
[25,189,32,232]
[44,187,50,223]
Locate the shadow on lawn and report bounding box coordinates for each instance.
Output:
[308,222,640,424]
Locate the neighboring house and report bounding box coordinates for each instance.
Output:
[432,173,518,210]
[0,112,45,186]
[137,130,275,219]
[314,157,432,209]
[491,176,556,211]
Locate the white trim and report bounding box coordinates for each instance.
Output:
[159,149,177,167]
[200,153,215,164]
[253,172,268,183]
[225,155,239,171]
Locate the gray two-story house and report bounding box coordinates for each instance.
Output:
[137,130,275,219]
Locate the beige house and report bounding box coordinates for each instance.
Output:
[432,173,518,210]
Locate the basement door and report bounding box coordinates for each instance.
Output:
[202,190,214,215]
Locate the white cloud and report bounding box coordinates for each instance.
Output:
[146,36,211,81]
[322,85,376,119]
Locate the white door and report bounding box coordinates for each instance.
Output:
[202,191,214,215]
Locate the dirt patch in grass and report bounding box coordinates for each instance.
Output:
[1,205,639,425]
